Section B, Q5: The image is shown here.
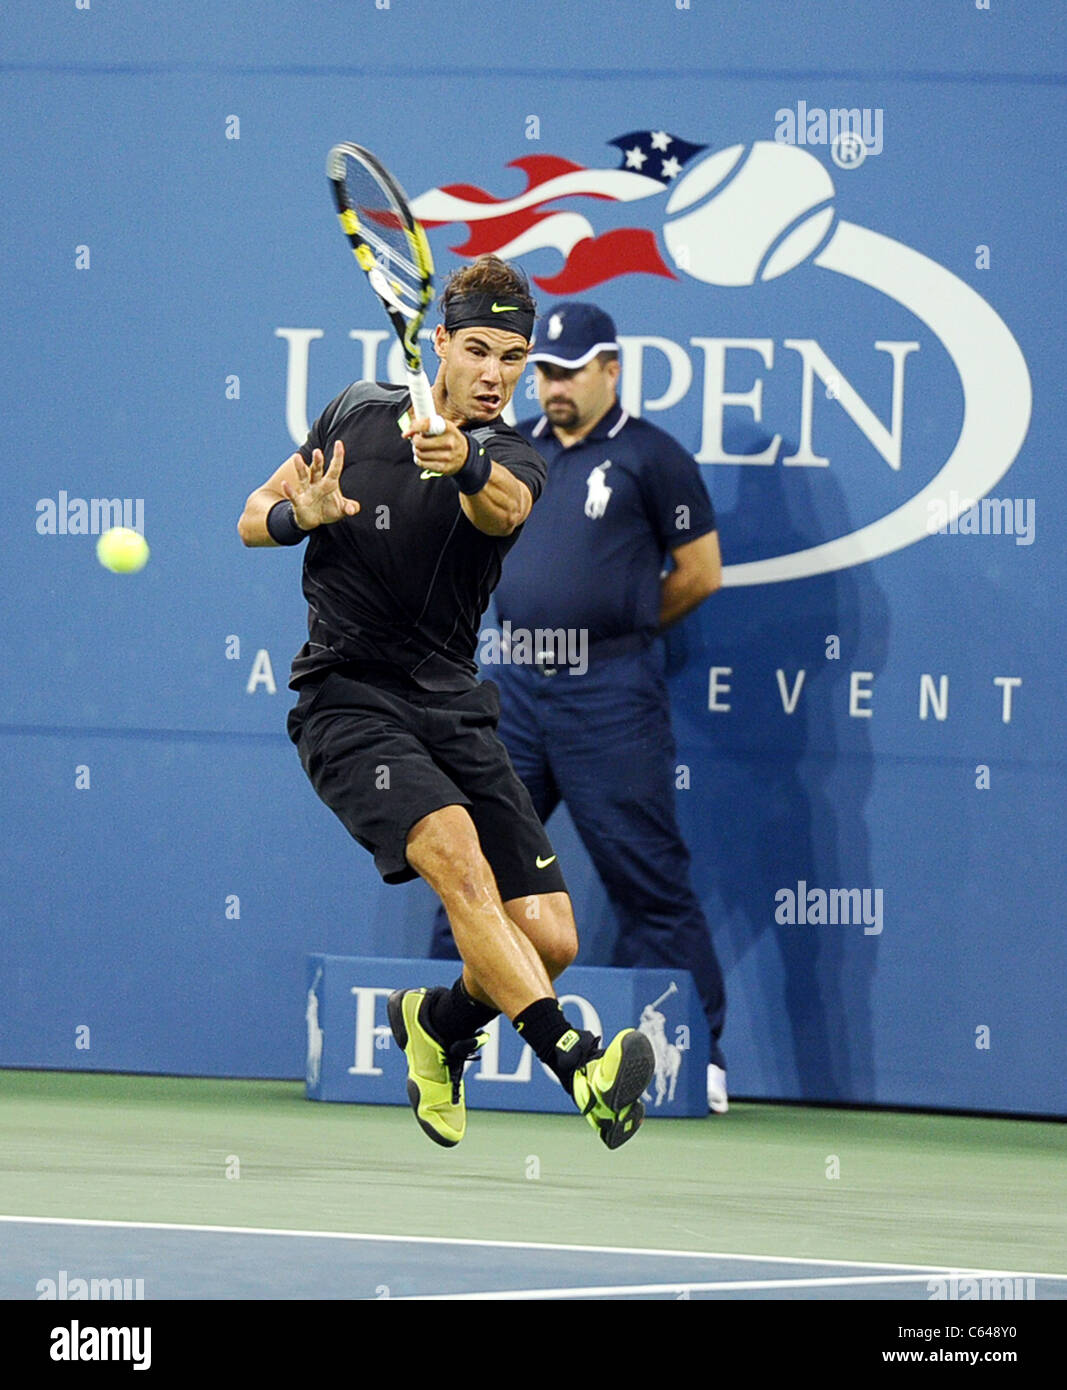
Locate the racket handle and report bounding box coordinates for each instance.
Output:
[408,370,446,436]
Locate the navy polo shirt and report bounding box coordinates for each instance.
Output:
[495,401,716,642]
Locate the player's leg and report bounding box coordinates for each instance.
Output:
[289,675,545,1146]
[418,893,579,1135]
[406,804,558,1019]
[413,683,654,1147]
[488,890,657,1146]
[428,662,561,961]
[415,675,572,1014]
[404,808,650,1149]
[500,890,576,980]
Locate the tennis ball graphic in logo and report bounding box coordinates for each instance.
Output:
[663,141,836,286]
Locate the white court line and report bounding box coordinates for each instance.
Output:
[1,1214,1064,1282]
[400,1272,959,1301]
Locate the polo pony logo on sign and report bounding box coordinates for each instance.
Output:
[407,129,1032,586]
[638,982,685,1108]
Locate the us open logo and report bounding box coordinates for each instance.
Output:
[279,128,1031,585]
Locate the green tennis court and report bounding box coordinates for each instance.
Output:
[2,1070,1062,1300]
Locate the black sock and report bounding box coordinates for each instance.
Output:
[428,976,500,1044]
[513,997,597,1096]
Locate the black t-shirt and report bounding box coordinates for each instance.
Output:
[289,381,546,693]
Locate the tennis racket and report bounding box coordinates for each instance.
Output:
[326,142,445,435]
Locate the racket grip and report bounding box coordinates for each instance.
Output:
[408,370,446,436]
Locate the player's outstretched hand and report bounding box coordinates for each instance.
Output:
[281,442,360,530]
[403,418,470,475]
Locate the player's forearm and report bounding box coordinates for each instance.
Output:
[238,488,294,547]
[459,462,532,537]
[659,567,720,626]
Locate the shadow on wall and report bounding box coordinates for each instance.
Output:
[665,428,890,1102]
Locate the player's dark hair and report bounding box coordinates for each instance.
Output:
[596,350,620,367]
[440,255,536,319]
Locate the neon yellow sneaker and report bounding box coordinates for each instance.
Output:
[570,1028,655,1150]
[387,988,487,1148]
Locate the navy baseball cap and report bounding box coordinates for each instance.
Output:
[528,302,619,369]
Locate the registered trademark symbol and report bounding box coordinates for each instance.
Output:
[831,130,868,169]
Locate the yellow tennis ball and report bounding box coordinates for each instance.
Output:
[96,526,149,574]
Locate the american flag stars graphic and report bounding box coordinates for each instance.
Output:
[411,131,709,293]
[610,130,708,183]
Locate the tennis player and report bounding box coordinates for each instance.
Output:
[238,255,653,1150]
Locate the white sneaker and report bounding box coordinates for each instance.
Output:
[707,1064,728,1114]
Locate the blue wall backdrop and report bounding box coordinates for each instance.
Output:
[1,1,1063,1113]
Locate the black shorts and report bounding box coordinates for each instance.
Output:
[287,669,568,900]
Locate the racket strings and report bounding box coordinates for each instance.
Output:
[339,161,425,305]
[356,220,424,302]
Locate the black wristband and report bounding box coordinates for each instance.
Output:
[453,435,492,495]
[266,499,309,545]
